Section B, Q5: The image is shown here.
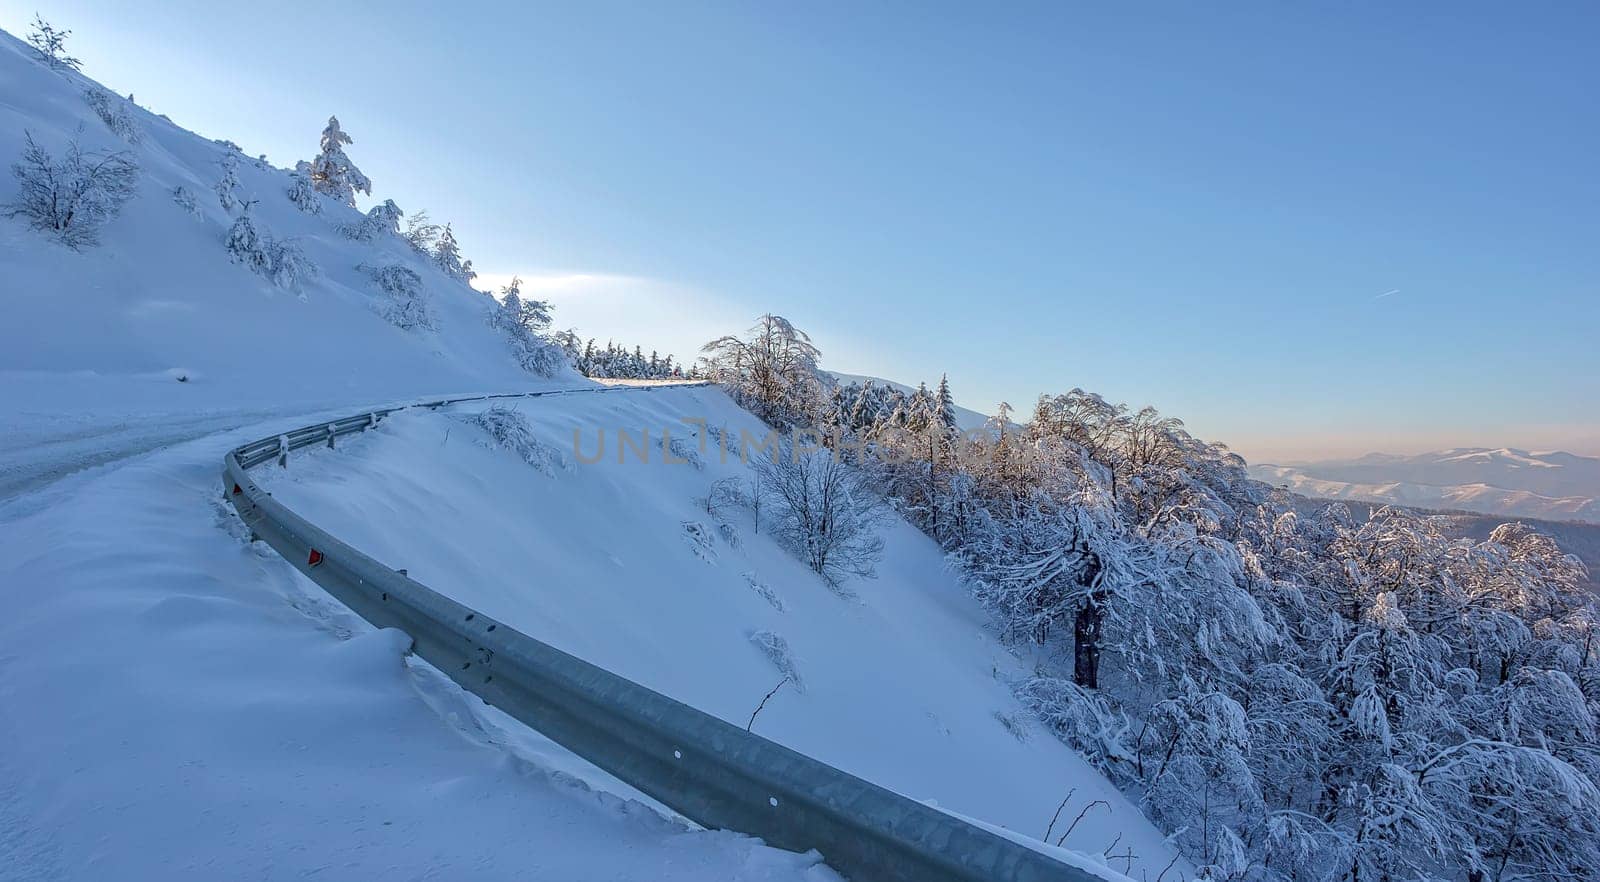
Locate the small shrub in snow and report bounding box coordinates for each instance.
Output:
[1013,677,1134,780]
[742,572,785,612]
[667,436,704,470]
[266,238,316,292]
[701,477,750,522]
[171,185,201,219]
[27,15,81,71]
[225,202,271,275]
[344,198,402,241]
[748,630,804,692]
[361,264,434,332]
[285,169,322,214]
[6,131,138,249]
[993,710,1032,743]
[462,406,568,475]
[214,153,241,213]
[84,89,141,144]
[226,202,316,292]
[682,521,718,563]
[718,522,741,549]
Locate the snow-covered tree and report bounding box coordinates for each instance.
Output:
[362,264,433,331]
[433,223,467,279]
[402,209,441,253]
[499,276,553,334]
[27,15,81,71]
[306,116,371,206]
[755,443,885,589]
[224,201,270,275]
[345,198,402,241]
[700,315,824,426]
[214,152,241,213]
[285,167,322,214]
[227,201,316,292]
[266,238,316,293]
[6,131,138,249]
[83,89,140,144]
[487,281,565,376]
[171,185,202,219]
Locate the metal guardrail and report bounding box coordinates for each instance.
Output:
[222,383,1100,882]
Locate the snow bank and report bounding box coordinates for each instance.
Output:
[0,411,839,881]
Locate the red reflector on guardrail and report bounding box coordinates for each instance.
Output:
[307,549,324,567]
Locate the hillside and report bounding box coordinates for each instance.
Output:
[256,386,1180,879]
[0,26,1164,881]
[1252,448,1600,523]
[0,27,574,497]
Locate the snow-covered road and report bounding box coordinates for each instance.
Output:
[0,405,838,881]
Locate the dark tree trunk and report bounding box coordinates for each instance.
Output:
[1073,600,1103,689]
[1072,552,1106,689]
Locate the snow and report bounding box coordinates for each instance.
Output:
[1251,447,1600,522]
[0,26,581,498]
[0,418,840,881]
[253,385,1183,880]
[0,24,1173,880]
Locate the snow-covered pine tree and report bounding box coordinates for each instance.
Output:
[266,238,315,293]
[433,223,467,280]
[225,201,271,275]
[345,198,402,241]
[285,164,322,214]
[214,153,241,213]
[306,116,371,206]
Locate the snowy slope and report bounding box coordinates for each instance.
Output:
[0,407,839,882]
[256,385,1183,881]
[0,27,581,497]
[0,31,1168,880]
[1251,448,1600,522]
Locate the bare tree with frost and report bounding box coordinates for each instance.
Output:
[700,315,825,427]
[755,443,885,589]
[27,15,81,71]
[6,131,137,249]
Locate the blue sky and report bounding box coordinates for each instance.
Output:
[6,1,1595,461]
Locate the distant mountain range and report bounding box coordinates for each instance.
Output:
[1251,448,1600,523]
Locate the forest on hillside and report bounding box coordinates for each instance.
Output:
[695,315,1600,882]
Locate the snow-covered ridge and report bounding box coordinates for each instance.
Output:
[1251,447,1600,522]
[0,24,580,476]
